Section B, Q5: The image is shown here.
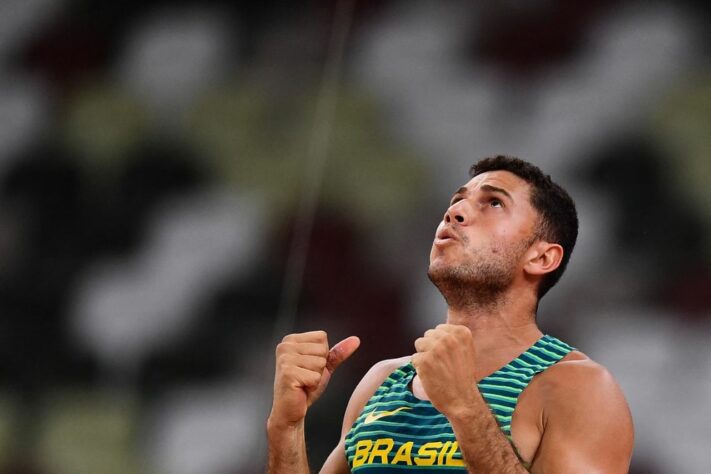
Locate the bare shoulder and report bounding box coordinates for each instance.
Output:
[536,351,633,444]
[535,350,627,401]
[519,349,632,432]
[339,355,412,437]
[525,351,634,472]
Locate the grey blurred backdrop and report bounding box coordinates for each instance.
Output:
[0,0,709,473]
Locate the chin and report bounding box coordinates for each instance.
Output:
[426,259,460,283]
[427,257,448,276]
[429,250,462,270]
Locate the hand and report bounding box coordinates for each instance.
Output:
[269,331,360,427]
[412,324,477,418]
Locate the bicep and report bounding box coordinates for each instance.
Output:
[530,365,634,474]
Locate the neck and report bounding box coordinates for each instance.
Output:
[444,288,543,369]
[446,307,542,343]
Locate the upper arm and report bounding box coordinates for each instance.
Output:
[530,360,634,474]
[320,357,410,474]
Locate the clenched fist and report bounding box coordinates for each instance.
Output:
[412,324,477,418]
[269,331,360,427]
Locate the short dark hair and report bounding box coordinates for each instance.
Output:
[469,155,578,299]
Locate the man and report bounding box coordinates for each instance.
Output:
[267,156,634,473]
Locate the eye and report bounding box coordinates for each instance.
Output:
[490,198,503,208]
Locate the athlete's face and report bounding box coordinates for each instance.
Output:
[428,170,540,301]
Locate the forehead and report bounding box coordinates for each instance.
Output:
[461,170,533,198]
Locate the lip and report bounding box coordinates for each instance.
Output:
[434,227,459,246]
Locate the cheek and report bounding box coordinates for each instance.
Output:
[489,225,520,248]
[487,237,503,254]
[485,230,514,256]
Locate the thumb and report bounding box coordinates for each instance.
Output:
[326,336,360,373]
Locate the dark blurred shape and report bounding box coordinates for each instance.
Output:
[0,144,91,393]
[583,136,707,294]
[112,143,207,250]
[20,20,109,95]
[0,139,206,392]
[138,267,282,396]
[662,266,711,320]
[0,462,47,474]
[471,0,616,77]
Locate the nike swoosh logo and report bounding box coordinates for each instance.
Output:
[363,407,411,424]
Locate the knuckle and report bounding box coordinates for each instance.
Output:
[276,353,292,369]
[280,365,294,379]
[275,341,291,355]
[305,371,321,387]
[313,356,327,369]
[415,339,427,352]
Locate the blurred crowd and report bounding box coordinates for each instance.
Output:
[0,0,709,473]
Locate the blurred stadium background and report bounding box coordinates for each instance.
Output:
[0,0,709,472]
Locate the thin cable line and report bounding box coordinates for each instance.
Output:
[256,4,356,467]
[272,0,356,342]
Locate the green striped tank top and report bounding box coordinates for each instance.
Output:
[344,334,573,472]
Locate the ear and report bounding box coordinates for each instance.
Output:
[523,241,564,277]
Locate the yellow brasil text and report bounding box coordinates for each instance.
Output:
[352,438,465,467]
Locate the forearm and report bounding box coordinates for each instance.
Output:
[266,418,310,474]
[448,394,529,474]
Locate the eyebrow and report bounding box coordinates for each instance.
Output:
[480,184,513,201]
[450,184,514,203]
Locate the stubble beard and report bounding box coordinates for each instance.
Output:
[427,240,529,311]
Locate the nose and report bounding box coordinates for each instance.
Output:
[444,203,466,225]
